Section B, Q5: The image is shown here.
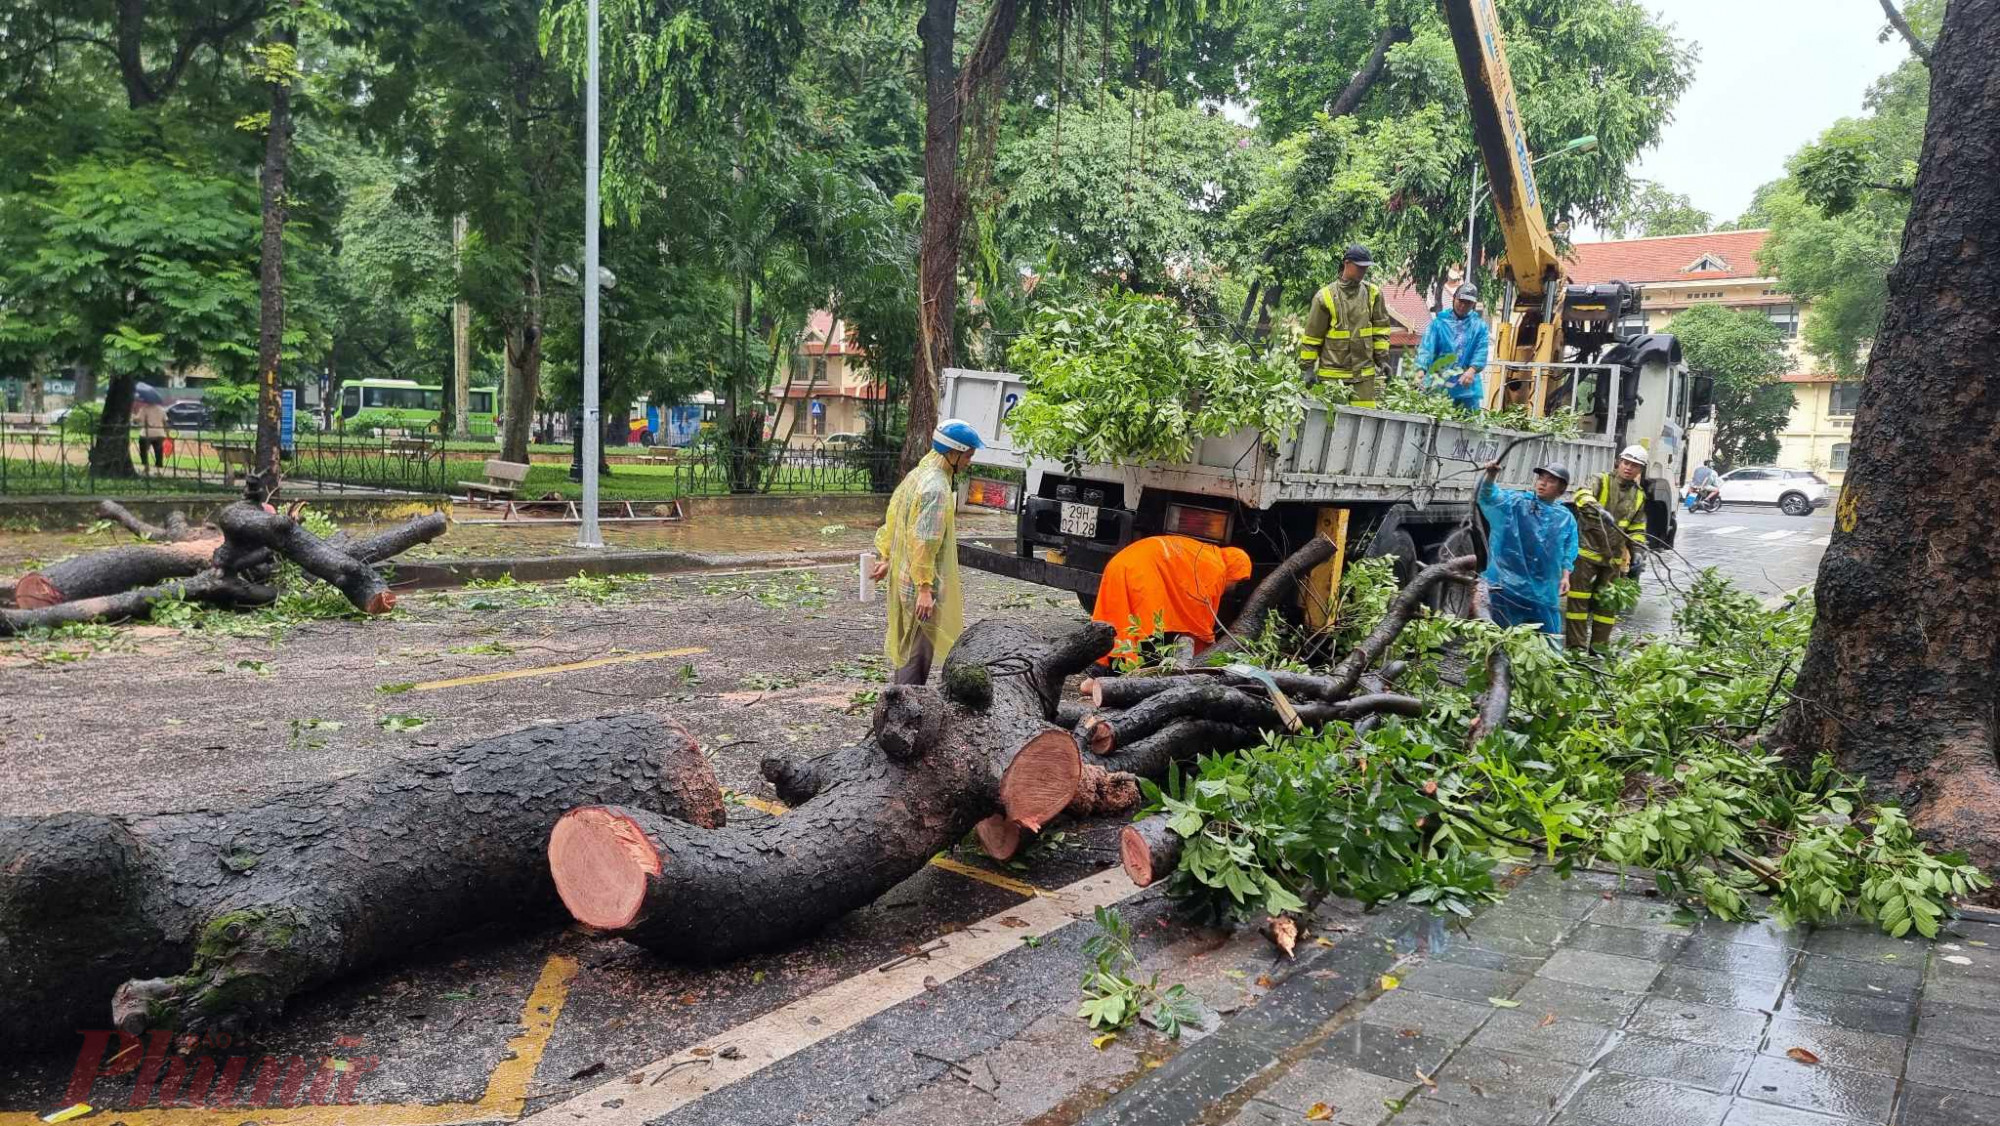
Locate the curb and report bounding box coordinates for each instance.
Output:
[388,548,862,589]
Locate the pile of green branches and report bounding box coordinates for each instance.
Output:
[1005,291,1313,468]
[1375,376,1584,439]
[1144,566,1990,936]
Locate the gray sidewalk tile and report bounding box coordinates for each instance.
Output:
[1364,990,1499,1037]
[1758,1017,1908,1077]
[1401,961,1532,1003]
[1424,941,1546,974]
[1894,1083,2000,1126]
[1512,978,1649,1025]
[1311,1021,1458,1082]
[1718,1102,1861,1126]
[1674,937,1799,979]
[1570,923,1691,962]
[1916,998,2000,1054]
[1794,952,1923,999]
[1626,996,1772,1050]
[1904,1038,2000,1099]
[1539,949,1668,993]
[1590,899,1702,935]
[1427,1046,1583,1122]
[1469,1009,1617,1064]
[1801,927,1925,963]
[1257,1062,1415,1119]
[1596,1033,1755,1093]
[1737,1056,1894,1124]
[1690,917,1807,952]
[1563,1071,1731,1126]
[1778,980,1917,1037]
[1651,965,1787,1011]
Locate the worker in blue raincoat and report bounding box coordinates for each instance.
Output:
[1476,460,1578,637]
[1415,283,1491,410]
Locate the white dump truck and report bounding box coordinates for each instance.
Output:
[946,337,1708,617]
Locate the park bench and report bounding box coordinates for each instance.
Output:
[459,458,530,507]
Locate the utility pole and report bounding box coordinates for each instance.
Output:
[578,0,603,548]
[452,214,471,440]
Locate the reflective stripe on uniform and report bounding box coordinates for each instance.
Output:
[1576,548,1606,564]
[1359,326,1392,337]
[1317,369,1363,379]
[1591,614,1616,625]
[1299,349,1320,361]
[1565,611,1590,621]
[1566,589,1592,600]
[1372,341,1390,351]
[1325,329,1352,339]
[1299,335,1324,346]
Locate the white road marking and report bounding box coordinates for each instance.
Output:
[1809,536,1832,546]
[519,866,1143,1125]
[1708,526,1745,537]
[1758,530,1794,541]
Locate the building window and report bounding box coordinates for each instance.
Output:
[1830,442,1850,472]
[1616,312,1647,338]
[1684,253,1730,273]
[811,357,827,383]
[1765,303,1800,338]
[1828,383,1861,416]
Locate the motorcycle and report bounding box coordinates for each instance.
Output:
[1682,485,1721,515]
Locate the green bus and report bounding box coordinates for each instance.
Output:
[336,379,497,428]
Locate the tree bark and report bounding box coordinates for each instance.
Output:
[214,503,396,614]
[98,500,203,542]
[89,372,139,479]
[1781,0,2000,871]
[1326,16,1409,118]
[906,0,1022,473]
[0,572,275,636]
[498,61,544,466]
[1217,533,1338,648]
[11,541,223,609]
[0,716,724,1048]
[549,619,1114,960]
[252,12,298,494]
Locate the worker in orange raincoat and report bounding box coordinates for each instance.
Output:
[1091,536,1255,663]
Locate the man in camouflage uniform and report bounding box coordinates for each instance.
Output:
[1298,244,1395,408]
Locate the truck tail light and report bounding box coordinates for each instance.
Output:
[966,477,1020,510]
[1164,504,1231,543]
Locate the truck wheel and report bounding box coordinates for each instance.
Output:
[1779,492,1812,517]
[1077,589,1096,613]
[1364,528,1420,589]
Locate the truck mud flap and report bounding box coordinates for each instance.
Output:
[957,543,1102,600]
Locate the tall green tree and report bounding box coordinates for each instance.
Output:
[1604,180,1711,239]
[0,157,261,476]
[1756,2,1932,376]
[1667,303,1792,468]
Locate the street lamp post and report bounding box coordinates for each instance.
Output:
[1464,134,1598,279]
[578,0,603,549]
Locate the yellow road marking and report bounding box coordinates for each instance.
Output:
[474,954,580,1119]
[520,866,1141,1125]
[926,855,1042,898]
[731,794,791,817]
[402,648,706,692]
[0,952,581,1126]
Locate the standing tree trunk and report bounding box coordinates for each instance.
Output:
[906,0,1021,474]
[452,214,472,439]
[1781,0,2000,872]
[88,370,138,478]
[253,15,298,496]
[498,62,544,466]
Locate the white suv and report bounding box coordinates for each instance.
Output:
[1716,466,1833,517]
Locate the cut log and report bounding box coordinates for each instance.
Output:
[345,511,450,564]
[1121,814,1182,888]
[11,540,224,608]
[974,814,1024,861]
[0,714,721,1048]
[1466,579,1513,748]
[550,619,1114,961]
[0,572,276,636]
[215,503,395,613]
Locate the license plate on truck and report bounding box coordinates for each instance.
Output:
[1059,501,1099,538]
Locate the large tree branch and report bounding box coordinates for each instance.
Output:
[953,0,1023,109]
[1877,0,1931,65]
[1327,18,1411,118]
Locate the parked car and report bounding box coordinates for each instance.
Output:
[1715,466,1832,516]
[165,400,212,430]
[814,432,866,459]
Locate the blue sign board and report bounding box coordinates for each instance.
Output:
[280,389,296,452]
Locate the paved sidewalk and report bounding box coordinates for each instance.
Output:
[1086,867,2000,1126]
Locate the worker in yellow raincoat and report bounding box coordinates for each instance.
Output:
[869,419,983,684]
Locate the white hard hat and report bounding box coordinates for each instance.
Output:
[1618,444,1649,466]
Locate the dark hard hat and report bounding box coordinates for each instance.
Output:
[1533,463,1571,488]
[1343,244,1374,266]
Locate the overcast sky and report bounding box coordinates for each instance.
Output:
[1627,0,1911,225]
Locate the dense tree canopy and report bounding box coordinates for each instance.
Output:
[1668,303,1793,468]
[1604,180,1711,239]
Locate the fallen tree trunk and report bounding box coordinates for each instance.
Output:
[1121,814,1182,887]
[1217,533,1338,648]
[11,540,224,609]
[98,500,207,543]
[0,572,276,636]
[550,620,1116,961]
[0,715,721,1048]
[215,503,396,613]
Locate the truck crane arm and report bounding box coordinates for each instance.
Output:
[1443,0,1564,303]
